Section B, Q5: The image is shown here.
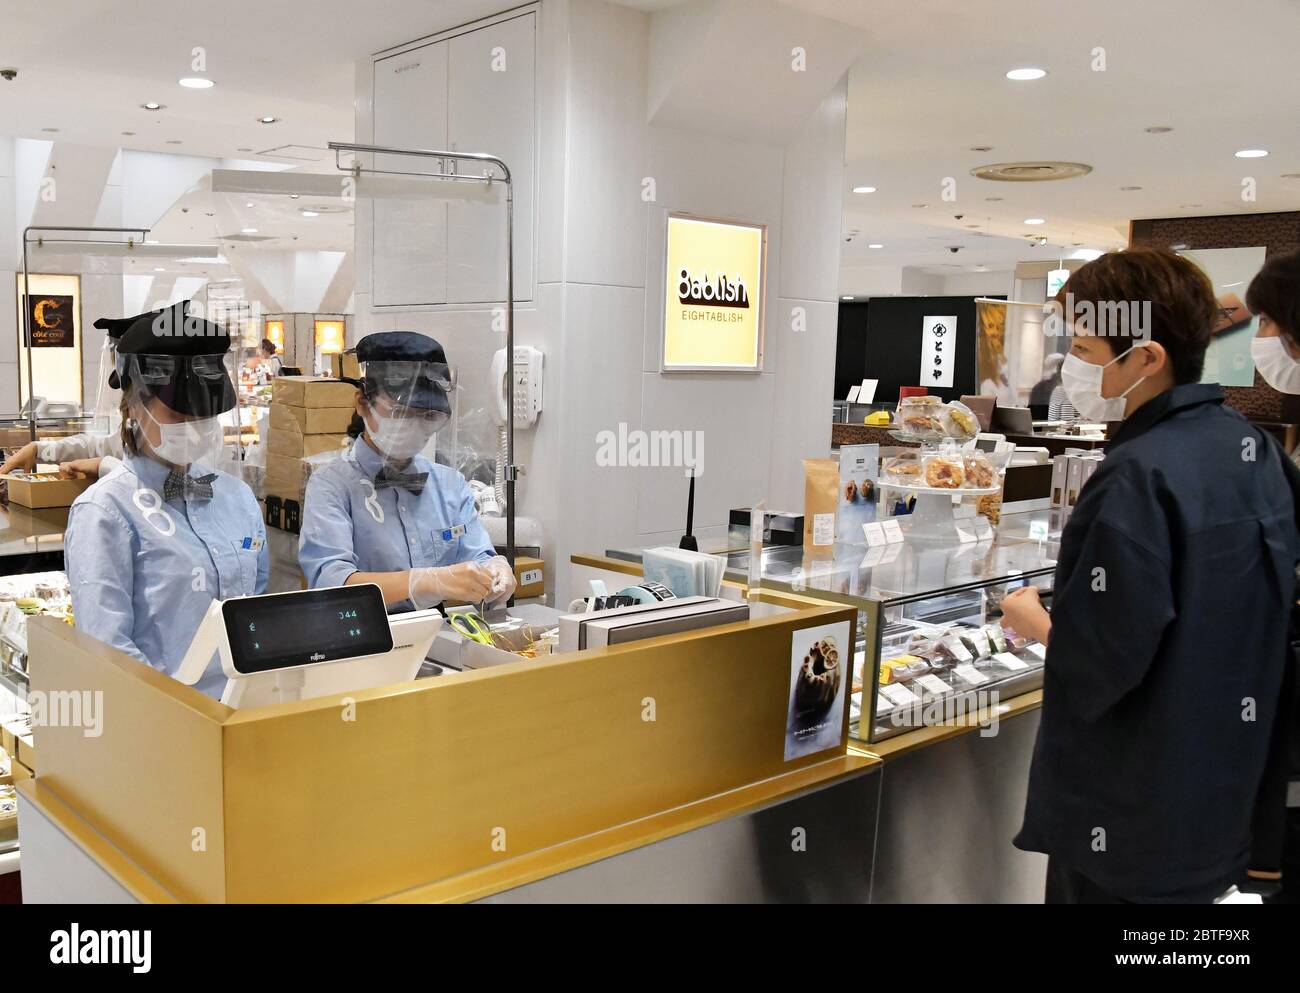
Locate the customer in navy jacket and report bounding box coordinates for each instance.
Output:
[1001,247,1300,903]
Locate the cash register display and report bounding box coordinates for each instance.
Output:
[221,586,393,675]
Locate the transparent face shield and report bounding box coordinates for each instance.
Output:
[118,351,246,503]
[353,359,455,472]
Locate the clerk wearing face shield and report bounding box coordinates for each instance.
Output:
[64,301,269,699]
[298,332,516,610]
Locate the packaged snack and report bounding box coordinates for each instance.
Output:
[882,451,924,484]
[896,396,945,438]
[941,401,979,441]
[803,458,838,551]
[962,451,996,489]
[879,654,920,684]
[985,625,1008,653]
[923,455,964,489]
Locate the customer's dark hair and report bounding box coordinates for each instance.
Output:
[1054,247,1217,385]
[260,338,277,355]
[1246,249,1300,348]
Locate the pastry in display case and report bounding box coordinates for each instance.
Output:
[0,571,72,687]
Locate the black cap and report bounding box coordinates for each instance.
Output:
[108,301,236,415]
[354,331,451,414]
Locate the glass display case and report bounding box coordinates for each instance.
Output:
[607,507,1060,743]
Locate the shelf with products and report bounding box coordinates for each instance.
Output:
[0,571,72,694]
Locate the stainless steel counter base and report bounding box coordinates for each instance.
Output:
[870,707,1046,903]
[480,765,881,903]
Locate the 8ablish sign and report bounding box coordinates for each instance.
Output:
[662,214,766,371]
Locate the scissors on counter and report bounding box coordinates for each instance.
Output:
[450,610,497,647]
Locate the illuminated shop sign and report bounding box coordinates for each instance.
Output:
[662,214,766,371]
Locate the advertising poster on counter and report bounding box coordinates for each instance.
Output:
[662,213,766,371]
[784,619,852,760]
[838,443,879,540]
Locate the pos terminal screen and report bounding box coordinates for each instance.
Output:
[221,586,393,675]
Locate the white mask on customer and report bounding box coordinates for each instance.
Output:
[138,405,223,466]
[1060,343,1149,422]
[1251,336,1300,394]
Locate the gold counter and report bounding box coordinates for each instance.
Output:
[18,593,869,903]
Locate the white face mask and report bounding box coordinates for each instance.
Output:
[367,409,440,460]
[1251,336,1300,394]
[138,405,224,467]
[1060,343,1149,422]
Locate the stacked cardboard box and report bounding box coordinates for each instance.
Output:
[264,377,356,521]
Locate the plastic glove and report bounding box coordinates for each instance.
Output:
[409,561,495,609]
[483,555,518,605]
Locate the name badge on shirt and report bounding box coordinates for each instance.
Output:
[440,524,467,542]
[241,537,264,551]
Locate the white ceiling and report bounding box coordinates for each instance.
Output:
[809,0,1300,272]
[3,0,1298,278]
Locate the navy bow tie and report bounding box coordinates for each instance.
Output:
[163,471,218,503]
[374,468,428,494]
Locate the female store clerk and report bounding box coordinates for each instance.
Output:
[64,301,269,699]
[298,332,516,610]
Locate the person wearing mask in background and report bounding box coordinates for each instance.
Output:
[0,311,144,499]
[298,331,516,611]
[1243,248,1300,903]
[999,247,1300,903]
[1028,351,1065,413]
[64,301,268,699]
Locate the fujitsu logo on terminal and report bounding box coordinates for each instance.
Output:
[310,652,326,662]
[677,267,750,308]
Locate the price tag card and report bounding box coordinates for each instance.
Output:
[954,664,989,686]
[875,693,892,716]
[916,674,952,696]
[880,683,920,707]
[972,518,994,541]
[1026,642,1047,661]
[1029,520,1050,541]
[863,521,887,546]
[943,637,973,662]
[846,385,861,403]
[881,519,905,543]
[994,652,1030,671]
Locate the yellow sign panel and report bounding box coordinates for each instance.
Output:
[663,214,765,371]
[265,320,285,353]
[314,320,345,355]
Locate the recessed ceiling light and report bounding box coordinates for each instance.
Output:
[1037,237,1048,245]
[1144,126,1173,134]
[141,102,164,111]
[868,243,884,249]
[289,194,300,199]
[258,116,279,124]
[970,146,993,152]
[852,185,876,194]
[1236,149,1269,158]
[1024,217,1046,225]
[1120,186,1142,191]
[974,265,988,272]
[241,228,258,234]
[154,267,165,272]
[300,210,319,217]
[842,295,854,301]
[178,77,214,89]
[1006,67,1047,81]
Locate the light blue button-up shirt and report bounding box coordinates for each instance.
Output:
[298,437,495,605]
[64,452,269,698]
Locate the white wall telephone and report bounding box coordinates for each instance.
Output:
[491,346,544,428]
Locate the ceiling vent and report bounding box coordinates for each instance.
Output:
[971,161,1093,182]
